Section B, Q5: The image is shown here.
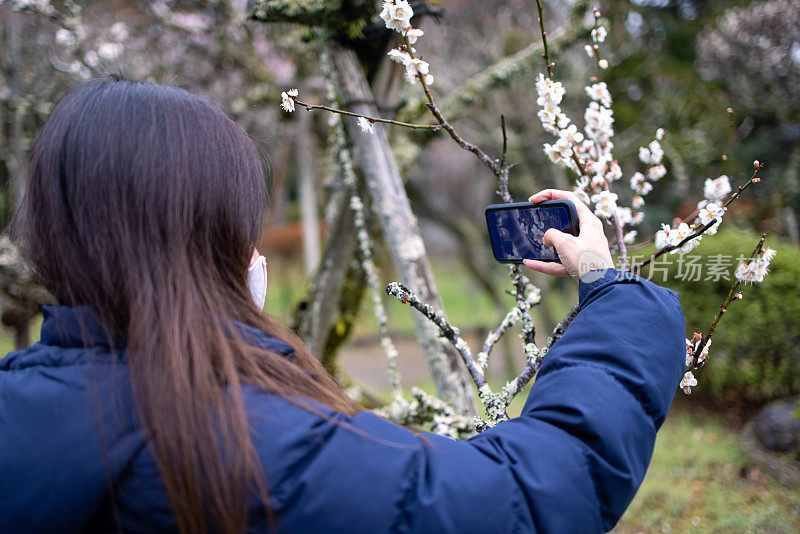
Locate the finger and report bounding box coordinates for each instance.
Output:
[523,259,569,277]
[528,189,595,226]
[542,228,571,249]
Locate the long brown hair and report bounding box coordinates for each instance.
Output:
[13,78,359,533]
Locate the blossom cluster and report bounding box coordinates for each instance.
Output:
[735,246,776,284]
[654,175,731,254]
[584,14,609,70]
[381,1,433,86]
[635,252,771,283]
[536,17,649,245]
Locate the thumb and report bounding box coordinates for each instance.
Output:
[542,228,570,249]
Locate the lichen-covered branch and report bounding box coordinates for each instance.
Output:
[545,304,580,349]
[386,282,509,424]
[250,0,377,28]
[379,387,477,440]
[322,47,404,399]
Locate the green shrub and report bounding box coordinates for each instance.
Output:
[634,228,800,404]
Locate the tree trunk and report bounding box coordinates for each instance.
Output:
[296,109,321,274]
[328,40,476,415]
[267,128,292,227]
[292,174,359,358]
[8,8,25,210]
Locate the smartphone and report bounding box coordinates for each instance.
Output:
[485,200,579,263]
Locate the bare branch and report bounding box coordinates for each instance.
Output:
[690,233,767,369]
[295,99,442,131]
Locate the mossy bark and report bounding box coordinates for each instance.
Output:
[250,0,378,33]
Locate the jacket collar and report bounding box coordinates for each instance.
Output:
[37,305,295,360]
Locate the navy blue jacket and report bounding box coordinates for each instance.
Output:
[0,270,685,533]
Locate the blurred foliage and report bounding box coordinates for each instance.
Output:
[643,228,800,404]
[599,0,799,239]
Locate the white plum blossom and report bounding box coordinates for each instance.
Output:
[704,175,732,202]
[616,206,634,225]
[698,202,725,235]
[735,252,774,284]
[380,0,413,33]
[632,195,645,209]
[669,223,702,254]
[605,161,622,182]
[598,59,609,69]
[639,140,664,165]
[535,73,566,107]
[108,22,129,42]
[590,191,618,220]
[624,230,638,244]
[681,371,698,394]
[647,164,666,181]
[82,50,98,67]
[591,173,606,187]
[685,339,695,366]
[558,124,584,145]
[97,42,123,61]
[630,172,653,196]
[537,106,570,135]
[573,186,591,205]
[357,117,374,134]
[387,48,411,65]
[280,88,298,113]
[656,128,665,140]
[404,58,433,85]
[544,138,572,166]
[697,339,711,363]
[55,28,76,47]
[404,28,424,44]
[586,82,612,108]
[654,224,671,249]
[584,101,614,141]
[685,338,710,367]
[592,26,608,43]
[584,44,595,57]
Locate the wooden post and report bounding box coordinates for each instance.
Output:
[328,41,476,415]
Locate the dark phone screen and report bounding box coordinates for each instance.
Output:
[487,206,571,261]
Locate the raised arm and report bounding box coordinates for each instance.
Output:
[246,190,684,532]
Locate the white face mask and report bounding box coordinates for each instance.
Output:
[246,255,268,310]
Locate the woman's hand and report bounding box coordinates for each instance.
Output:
[522,189,614,281]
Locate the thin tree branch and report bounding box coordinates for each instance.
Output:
[295,99,442,130]
[534,0,553,78]
[690,233,767,369]
[386,282,487,391]
[632,168,763,271]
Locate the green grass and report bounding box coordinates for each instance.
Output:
[615,405,800,533]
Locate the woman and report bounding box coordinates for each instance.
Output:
[0,79,685,533]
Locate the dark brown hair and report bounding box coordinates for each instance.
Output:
[14,78,359,533]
